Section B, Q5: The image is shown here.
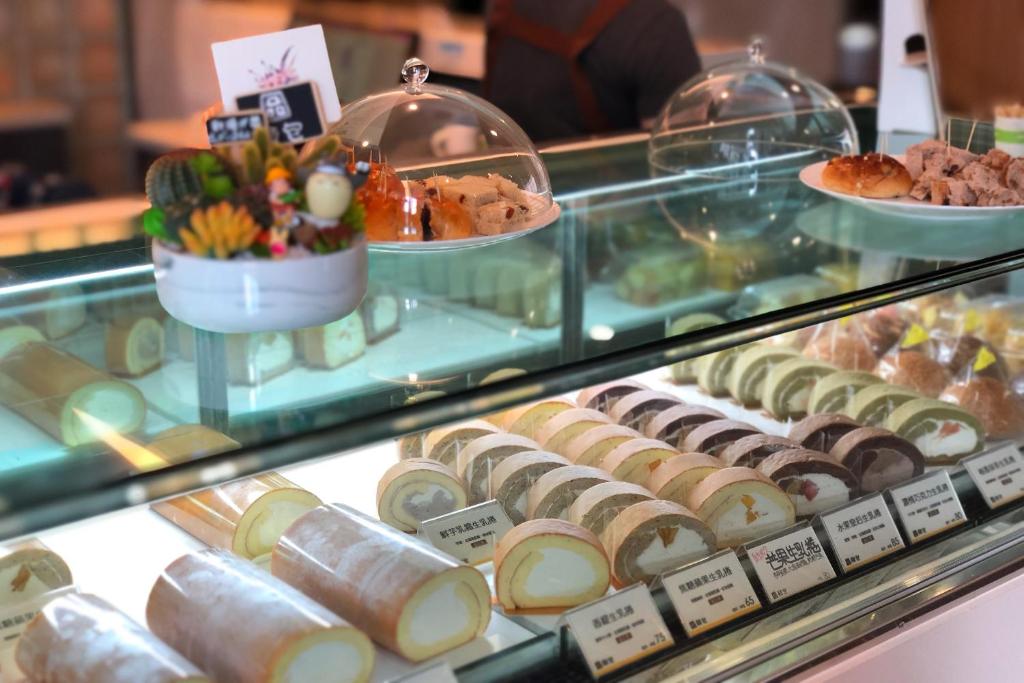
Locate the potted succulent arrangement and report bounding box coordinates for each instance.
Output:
[144,129,369,333]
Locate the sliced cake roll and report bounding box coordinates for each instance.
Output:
[398,432,426,460]
[829,427,924,493]
[688,468,796,549]
[608,390,684,431]
[567,481,655,538]
[423,419,500,468]
[788,413,860,453]
[846,384,921,427]
[644,404,726,447]
[696,347,743,397]
[527,465,615,520]
[646,453,724,506]
[457,433,540,504]
[727,345,799,407]
[377,459,468,532]
[536,408,612,455]
[762,358,837,420]
[681,419,761,457]
[604,500,716,586]
[576,379,648,413]
[757,449,857,518]
[668,313,725,384]
[501,397,576,439]
[564,424,641,467]
[297,313,366,370]
[807,370,882,415]
[886,398,985,464]
[491,451,571,525]
[719,434,801,468]
[600,438,679,484]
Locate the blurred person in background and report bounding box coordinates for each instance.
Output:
[485,0,701,142]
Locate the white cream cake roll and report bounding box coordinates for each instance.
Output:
[535,408,612,456]
[527,465,615,520]
[604,499,716,585]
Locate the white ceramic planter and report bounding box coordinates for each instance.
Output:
[152,238,368,333]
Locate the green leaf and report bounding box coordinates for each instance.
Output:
[204,175,234,200]
[142,206,169,240]
[340,197,366,233]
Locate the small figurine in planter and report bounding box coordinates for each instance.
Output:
[295,161,371,253]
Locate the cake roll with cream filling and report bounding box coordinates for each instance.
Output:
[727,345,799,407]
[423,420,500,468]
[788,414,860,453]
[807,371,882,415]
[681,419,761,457]
[644,404,726,447]
[719,434,801,468]
[762,358,837,420]
[687,468,796,549]
[646,453,724,506]
[457,433,540,504]
[696,347,743,397]
[668,313,725,384]
[564,424,640,467]
[829,427,924,492]
[886,398,985,464]
[604,500,716,585]
[608,390,684,432]
[846,383,922,426]
[567,481,655,538]
[527,465,615,520]
[491,451,571,524]
[757,449,857,517]
[501,398,576,439]
[576,379,647,413]
[377,459,467,532]
[536,408,612,455]
[600,438,679,484]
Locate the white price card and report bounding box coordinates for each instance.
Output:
[890,470,966,543]
[820,494,905,573]
[662,549,760,637]
[745,523,835,604]
[420,500,514,565]
[963,445,1024,509]
[387,661,458,683]
[562,583,674,678]
[0,585,77,651]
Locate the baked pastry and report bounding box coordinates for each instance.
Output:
[668,313,726,384]
[821,153,912,198]
[940,377,1024,440]
[788,413,860,453]
[600,438,679,484]
[576,379,648,413]
[829,427,924,493]
[644,404,726,446]
[501,398,576,439]
[491,451,571,524]
[803,332,877,372]
[687,468,796,549]
[526,465,615,520]
[645,453,724,507]
[607,390,684,431]
[456,433,540,504]
[727,345,800,407]
[564,424,640,467]
[536,408,612,455]
[681,419,761,457]
[604,500,716,585]
[719,434,801,468]
[423,419,500,468]
[887,397,985,463]
[377,459,468,532]
[876,350,949,398]
[696,347,742,397]
[757,449,857,518]
[856,306,907,356]
[762,358,837,420]
[846,383,922,426]
[807,370,882,415]
[567,480,655,538]
[933,334,987,375]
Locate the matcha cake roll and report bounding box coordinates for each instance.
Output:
[644,404,726,446]
[668,313,725,384]
[727,345,799,407]
[604,500,716,585]
[756,449,857,518]
[829,427,924,493]
[608,390,684,432]
[645,453,723,506]
[846,384,921,427]
[695,347,743,397]
[762,358,837,420]
[807,371,882,415]
[719,434,801,468]
[788,414,860,453]
[681,419,761,457]
[886,398,985,464]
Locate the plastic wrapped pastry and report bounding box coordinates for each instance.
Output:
[875,324,948,398]
[646,453,723,506]
[807,370,882,415]
[854,305,907,357]
[644,404,726,447]
[272,504,490,661]
[377,459,467,532]
[667,313,725,384]
[802,321,877,372]
[576,379,648,413]
[757,449,857,517]
[149,549,374,683]
[687,468,796,549]
[604,499,716,585]
[762,358,837,420]
[829,427,924,492]
[490,451,571,524]
[727,344,799,406]
[17,592,210,683]
[886,398,985,464]
[939,346,1024,439]
[567,480,655,538]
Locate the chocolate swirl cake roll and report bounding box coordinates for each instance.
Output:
[757,449,857,518]
[681,419,761,457]
[719,434,801,468]
[829,427,924,493]
[644,404,726,447]
[788,413,860,453]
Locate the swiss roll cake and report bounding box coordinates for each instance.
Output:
[526,465,615,520]
[886,398,985,464]
[829,427,924,492]
[681,419,760,457]
[377,459,468,533]
[608,390,684,432]
[501,398,576,439]
[668,313,725,384]
[536,408,612,455]
[695,347,742,397]
[762,358,837,420]
[687,468,796,549]
[576,379,647,413]
[0,539,72,608]
[727,345,799,407]
[807,370,882,415]
[422,420,500,468]
[600,438,679,484]
[490,450,571,524]
[719,434,801,468]
[567,481,655,538]
[646,453,724,505]
[757,449,857,518]
[457,433,540,504]
[644,404,726,447]
[788,414,860,453]
[564,424,640,467]
[846,383,921,426]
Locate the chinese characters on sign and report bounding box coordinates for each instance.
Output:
[746,524,835,604]
[205,111,267,146]
[562,584,674,678]
[963,445,1024,509]
[663,549,760,637]
[419,500,514,565]
[890,470,966,543]
[0,586,78,651]
[821,494,905,573]
[236,81,326,145]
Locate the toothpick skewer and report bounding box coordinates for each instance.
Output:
[965,120,978,153]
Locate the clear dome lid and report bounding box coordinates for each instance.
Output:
[648,40,857,242]
[304,58,557,247]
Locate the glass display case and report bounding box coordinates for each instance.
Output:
[1,115,1024,683]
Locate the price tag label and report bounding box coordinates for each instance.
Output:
[963,445,1024,509]
[206,110,267,146]
[562,583,674,678]
[662,549,760,637]
[0,585,77,651]
[820,494,905,573]
[419,500,514,565]
[387,661,458,683]
[890,470,966,543]
[745,524,835,604]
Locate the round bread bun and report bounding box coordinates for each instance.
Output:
[803,333,877,372]
[821,154,912,198]
[940,377,1024,439]
[876,350,949,398]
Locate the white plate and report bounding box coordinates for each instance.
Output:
[799,156,1024,220]
[368,193,561,252]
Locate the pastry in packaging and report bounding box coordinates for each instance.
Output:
[17,592,211,683]
[645,453,723,507]
[756,449,858,517]
[807,370,882,415]
[576,379,648,413]
[886,398,985,463]
[938,346,1024,439]
[875,324,948,397]
[358,284,400,344]
[536,408,612,455]
[719,434,801,468]
[422,419,500,468]
[695,347,743,397]
[526,464,615,520]
[687,467,796,549]
[563,423,640,467]
[604,499,716,585]
[762,357,837,420]
[494,519,610,610]
[150,549,374,682]
[788,413,860,453]
[855,305,907,357]
[681,419,761,457]
[829,427,924,492]
[644,404,726,447]
[377,459,467,532]
[226,331,294,385]
[491,451,571,524]
[933,333,987,375]
[567,480,655,538]
[600,438,679,484]
[456,433,539,504]
[500,397,576,439]
[272,504,490,661]
[846,383,922,426]
[296,312,366,370]
[607,390,683,431]
[146,424,240,464]
[667,313,725,384]
[105,315,165,377]
[802,322,877,371]
[727,344,799,406]
[0,539,72,607]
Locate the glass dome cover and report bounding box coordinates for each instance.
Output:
[307,58,558,248]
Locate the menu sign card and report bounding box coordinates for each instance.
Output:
[206,110,267,146]
[236,82,325,144]
[662,549,760,637]
[820,494,905,573]
[890,470,966,543]
[419,500,514,565]
[745,524,835,604]
[963,445,1024,509]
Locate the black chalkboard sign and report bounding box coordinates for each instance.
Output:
[235,81,326,144]
[206,110,267,146]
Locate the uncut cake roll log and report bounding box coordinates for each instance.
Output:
[762,358,837,420]
[105,315,165,378]
[377,459,467,533]
[687,468,796,549]
[146,424,240,464]
[756,449,858,518]
[667,313,726,384]
[886,398,985,464]
[829,427,925,493]
[567,481,655,538]
[644,404,726,447]
[727,345,799,407]
[876,349,948,398]
[576,379,648,413]
[0,539,72,607]
[150,550,374,683]
[225,332,294,385]
[607,390,684,432]
[153,472,322,561]
[297,313,367,370]
[491,451,571,524]
[527,465,615,520]
[680,419,761,457]
[646,453,723,506]
[695,347,743,397]
[846,384,921,427]
[0,342,146,447]
[271,504,490,662]
[457,433,540,504]
[422,419,500,468]
[564,424,641,467]
[501,397,576,439]
[604,500,716,585]
[536,408,612,455]
[718,434,801,468]
[494,519,610,610]
[807,371,882,415]
[17,592,211,683]
[600,438,679,485]
[941,377,1024,440]
[788,414,860,453]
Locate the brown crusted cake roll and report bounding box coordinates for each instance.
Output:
[527,465,615,520]
[788,414,860,453]
[607,390,684,432]
[422,420,500,468]
[687,468,796,549]
[564,424,641,467]
[490,451,572,524]
[646,453,724,506]
[644,404,726,446]
[829,427,924,493]
[457,433,540,504]
[501,398,576,439]
[681,419,761,457]
[719,434,801,468]
[757,449,858,518]
[567,481,655,538]
[600,438,679,484]
[576,379,647,413]
[377,459,468,533]
[536,408,612,455]
[604,500,716,585]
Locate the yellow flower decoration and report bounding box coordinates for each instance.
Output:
[180,202,260,259]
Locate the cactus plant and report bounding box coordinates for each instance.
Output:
[144,149,205,208]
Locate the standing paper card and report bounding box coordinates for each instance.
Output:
[211,25,342,123]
